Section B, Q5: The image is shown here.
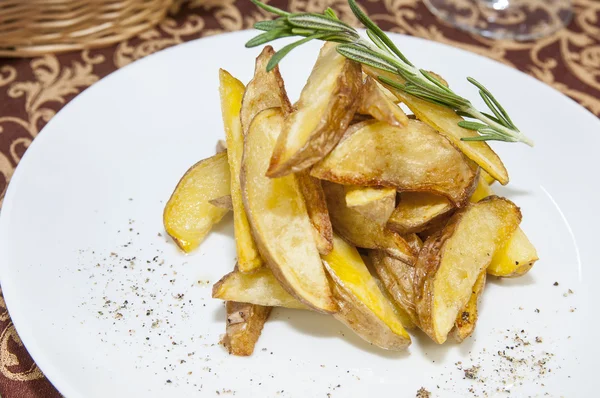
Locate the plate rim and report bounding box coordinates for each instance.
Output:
[1,29,598,397]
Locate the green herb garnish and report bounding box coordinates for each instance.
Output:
[246,0,534,146]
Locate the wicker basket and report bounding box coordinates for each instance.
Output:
[0,0,174,58]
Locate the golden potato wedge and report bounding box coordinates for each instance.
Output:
[452,270,486,342]
[481,170,496,186]
[469,174,495,203]
[267,42,362,177]
[387,192,455,235]
[323,235,411,350]
[219,69,264,272]
[357,76,408,127]
[222,301,271,356]
[370,250,419,327]
[470,177,539,277]
[163,152,231,252]
[403,233,423,254]
[414,196,521,343]
[417,216,451,242]
[240,46,292,135]
[344,185,396,225]
[363,67,508,185]
[373,277,416,330]
[323,181,415,263]
[209,195,233,210]
[312,120,478,206]
[297,171,333,255]
[241,108,336,313]
[488,228,538,277]
[213,268,308,309]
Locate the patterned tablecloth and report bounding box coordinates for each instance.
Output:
[0,0,598,396]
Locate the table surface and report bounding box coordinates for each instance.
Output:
[0,0,598,396]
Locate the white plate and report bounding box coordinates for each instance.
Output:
[0,30,598,397]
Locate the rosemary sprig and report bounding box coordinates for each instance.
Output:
[245,0,534,146]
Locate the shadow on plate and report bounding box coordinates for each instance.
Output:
[268,308,411,359]
[492,184,532,199]
[487,272,536,287]
[208,213,234,238]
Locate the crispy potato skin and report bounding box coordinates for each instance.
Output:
[387,192,455,235]
[297,171,334,255]
[267,43,363,177]
[322,181,416,264]
[240,46,292,135]
[312,120,479,207]
[364,67,509,185]
[370,250,420,327]
[323,235,411,350]
[344,185,396,225]
[163,152,231,252]
[451,270,486,342]
[241,109,336,314]
[209,195,233,210]
[330,277,411,351]
[219,69,264,272]
[414,196,521,343]
[357,76,408,127]
[470,177,539,277]
[213,268,308,309]
[222,301,272,356]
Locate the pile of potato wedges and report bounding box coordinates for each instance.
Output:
[163,44,538,356]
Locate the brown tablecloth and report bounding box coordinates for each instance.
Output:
[0,0,598,396]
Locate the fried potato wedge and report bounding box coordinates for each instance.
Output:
[469,174,495,203]
[222,301,271,356]
[452,270,486,342]
[323,182,415,263]
[403,233,423,254]
[163,152,231,252]
[219,69,263,272]
[267,42,362,177]
[364,67,509,185]
[387,192,454,235]
[297,171,333,255]
[488,228,538,277]
[481,170,496,186]
[213,268,308,309]
[209,195,233,210]
[470,177,539,277]
[370,250,419,327]
[241,108,336,313]
[344,185,396,224]
[357,76,408,127]
[312,120,478,206]
[414,196,521,343]
[240,46,292,135]
[323,235,411,350]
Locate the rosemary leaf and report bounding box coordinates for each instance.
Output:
[267,34,326,71]
[468,77,515,129]
[348,0,413,66]
[366,29,392,54]
[254,19,286,31]
[336,45,398,73]
[457,121,488,131]
[479,90,509,128]
[251,0,290,17]
[245,28,293,48]
[287,14,355,33]
[324,7,339,20]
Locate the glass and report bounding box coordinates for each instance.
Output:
[423,0,573,41]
